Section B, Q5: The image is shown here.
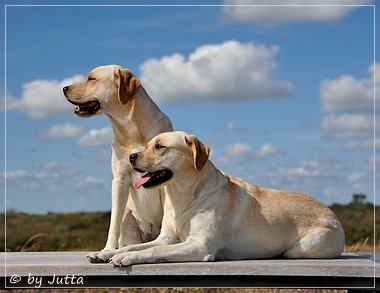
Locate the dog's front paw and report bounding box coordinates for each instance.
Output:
[97,250,119,262]
[110,252,138,267]
[87,251,115,263]
[87,251,104,263]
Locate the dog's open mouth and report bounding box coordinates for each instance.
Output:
[72,100,101,116]
[133,170,173,189]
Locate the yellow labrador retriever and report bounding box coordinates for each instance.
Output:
[98,131,345,266]
[63,65,173,262]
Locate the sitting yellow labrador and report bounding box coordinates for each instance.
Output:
[99,131,345,266]
[63,65,172,262]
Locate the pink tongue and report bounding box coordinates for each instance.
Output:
[133,175,152,190]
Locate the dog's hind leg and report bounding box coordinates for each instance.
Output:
[283,226,345,259]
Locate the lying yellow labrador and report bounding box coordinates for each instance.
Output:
[97,131,345,266]
[63,65,172,262]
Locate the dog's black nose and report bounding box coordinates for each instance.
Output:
[62,86,69,94]
[129,153,138,163]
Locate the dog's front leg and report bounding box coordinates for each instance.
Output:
[110,236,216,266]
[87,177,129,263]
[104,178,130,249]
[97,234,176,262]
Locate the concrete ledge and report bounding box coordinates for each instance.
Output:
[1,252,379,289]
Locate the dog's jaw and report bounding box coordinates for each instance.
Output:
[67,99,102,118]
[133,169,173,190]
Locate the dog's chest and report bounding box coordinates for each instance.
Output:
[164,212,191,241]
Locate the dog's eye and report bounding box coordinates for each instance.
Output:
[155,143,165,150]
[88,77,96,81]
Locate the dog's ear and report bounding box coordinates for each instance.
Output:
[185,135,210,171]
[116,68,141,105]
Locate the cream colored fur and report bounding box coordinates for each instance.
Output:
[97,131,345,266]
[63,65,172,262]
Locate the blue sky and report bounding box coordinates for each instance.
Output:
[2,1,378,213]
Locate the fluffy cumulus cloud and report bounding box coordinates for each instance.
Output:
[321,113,378,152]
[320,63,378,153]
[222,0,371,26]
[7,75,84,118]
[78,127,113,147]
[39,123,84,139]
[320,63,379,113]
[321,113,376,140]
[140,40,293,103]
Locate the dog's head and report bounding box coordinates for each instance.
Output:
[130,131,210,189]
[62,65,141,118]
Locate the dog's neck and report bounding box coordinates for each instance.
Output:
[164,161,228,217]
[106,86,172,148]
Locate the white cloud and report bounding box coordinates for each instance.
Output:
[275,159,326,178]
[264,156,374,204]
[320,113,377,140]
[224,142,284,157]
[276,165,317,178]
[79,176,106,186]
[272,158,342,185]
[225,120,236,131]
[5,163,111,213]
[35,161,64,170]
[255,143,284,157]
[347,172,365,182]
[225,142,253,157]
[321,63,379,113]
[7,75,84,118]
[78,127,113,147]
[319,63,378,153]
[39,123,84,139]
[140,40,293,103]
[3,169,30,180]
[343,138,380,152]
[223,0,370,26]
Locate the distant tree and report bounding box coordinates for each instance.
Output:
[352,194,366,204]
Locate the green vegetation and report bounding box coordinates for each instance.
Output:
[330,203,379,250]
[2,211,109,251]
[2,195,378,252]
